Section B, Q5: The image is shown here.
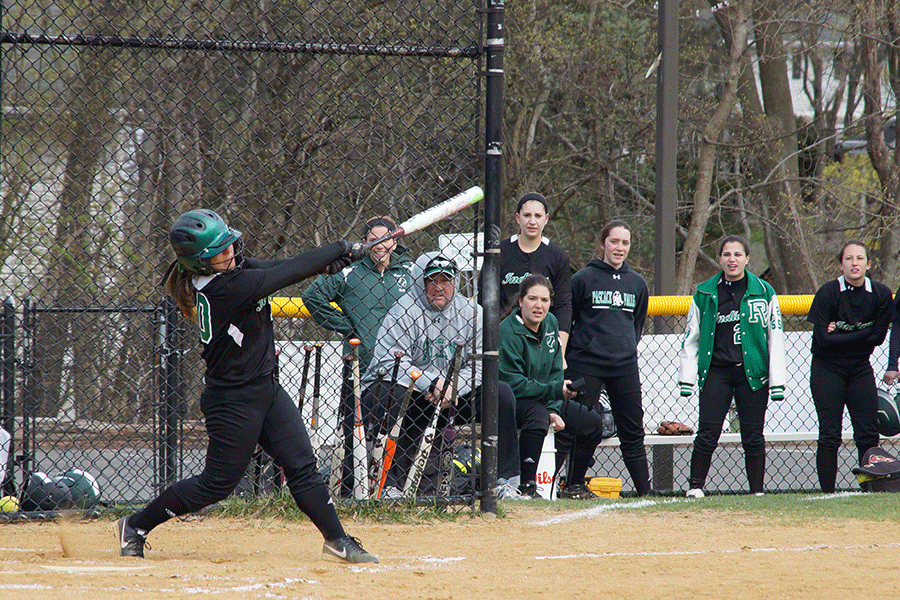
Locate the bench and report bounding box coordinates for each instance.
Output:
[599,431,854,490]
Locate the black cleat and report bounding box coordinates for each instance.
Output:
[116,516,149,557]
[322,535,379,564]
[518,481,541,499]
[558,483,600,500]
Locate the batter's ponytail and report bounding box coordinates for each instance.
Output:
[166,268,198,322]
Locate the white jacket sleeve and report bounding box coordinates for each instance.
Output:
[676,300,701,392]
[767,295,787,394]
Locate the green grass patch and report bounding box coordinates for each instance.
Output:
[608,491,900,525]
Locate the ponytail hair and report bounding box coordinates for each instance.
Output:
[166,268,197,322]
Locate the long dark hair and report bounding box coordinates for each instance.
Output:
[502,274,554,320]
[166,268,197,322]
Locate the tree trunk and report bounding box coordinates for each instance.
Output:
[676,0,751,295]
[748,0,818,293]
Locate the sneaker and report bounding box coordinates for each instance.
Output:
[558,483,599,500]
[495,478,525,500]
[323,535,379,564]
[115,516,149,558]
[518,481,540,499]
[379,486,403,500]
[685,488,705,498]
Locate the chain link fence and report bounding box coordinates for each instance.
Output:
[2,1,894,516]
[1,0,487,513]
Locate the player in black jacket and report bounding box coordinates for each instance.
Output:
[115,209,377,564]
[481,192,573,354]
[566,220,651,496]
[808,240,893,493]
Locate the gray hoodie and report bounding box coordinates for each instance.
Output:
[362,251,482,396]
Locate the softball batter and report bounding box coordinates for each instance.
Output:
[115,208,377,564]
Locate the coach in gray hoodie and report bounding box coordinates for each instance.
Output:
[362,251,522,498]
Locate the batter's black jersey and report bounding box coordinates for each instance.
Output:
[192,244,346,388]
[485,236,572,332]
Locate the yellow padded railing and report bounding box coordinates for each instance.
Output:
[274,295,817,319]
[648,295,814,316]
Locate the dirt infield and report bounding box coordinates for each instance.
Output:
[1,499,897,599]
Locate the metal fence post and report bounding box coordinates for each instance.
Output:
[157,296,181,490]
[1,298,16,495]
[480,0,504,515]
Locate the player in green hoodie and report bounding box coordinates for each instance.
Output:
[500,274,605,499]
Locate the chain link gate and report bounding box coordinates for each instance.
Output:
[2,0,488,513]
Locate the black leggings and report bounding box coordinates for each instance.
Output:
[516,397,604,486]
[131,375,344,540]
[565,369,651,496]
[810,356,880,493]
[690,364,767,493]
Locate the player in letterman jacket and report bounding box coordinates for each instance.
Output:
[677,235,786,497]
[566,220,652,496]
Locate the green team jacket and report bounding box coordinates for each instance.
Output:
[499,308,565,414]
[302,246,412,370]
[676,271,786,396]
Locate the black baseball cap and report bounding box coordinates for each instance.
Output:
[423,255,458,279]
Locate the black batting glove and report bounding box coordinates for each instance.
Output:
[349,241,366,261]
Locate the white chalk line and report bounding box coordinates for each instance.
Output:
[532,497,680,525]
[40,564,151,573]
[532,490,874,526]
[535,541,900,560]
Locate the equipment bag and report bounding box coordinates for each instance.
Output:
[852,447,900,493]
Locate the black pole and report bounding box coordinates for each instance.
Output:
[20,297,34,484]
[1,298,15,495]
[481,0,504,515]
[654,0,679,309]
[652,0,679,491]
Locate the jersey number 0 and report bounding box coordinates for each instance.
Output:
[196,293,213,344]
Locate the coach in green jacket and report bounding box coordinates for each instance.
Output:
[303,216,412,371]
[676,235,786,498]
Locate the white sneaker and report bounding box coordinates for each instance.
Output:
[496,478,525,500]
[754,492,765,497]
[685,488,705,498]
[380,486,402,499]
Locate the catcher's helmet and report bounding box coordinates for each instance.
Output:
[877,388,900,437]
[169,209,242,275]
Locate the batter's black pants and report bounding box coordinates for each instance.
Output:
[810,355,880,493]
[690,364,767,493]
[564,369,651,496]
[130,374,344,541]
